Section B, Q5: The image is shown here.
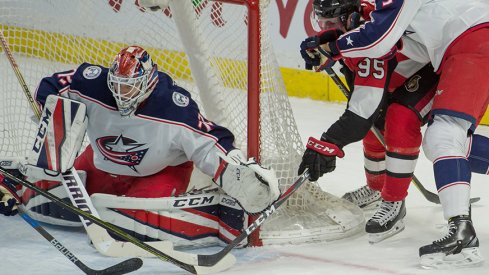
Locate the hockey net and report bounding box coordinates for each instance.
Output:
[0,0,363,246]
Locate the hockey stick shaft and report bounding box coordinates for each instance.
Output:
[322,68,477,204]
[17,207,142,275]
[197,169,310,266]
[0,31,41,119]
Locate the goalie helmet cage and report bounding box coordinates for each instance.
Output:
[0,0,363,246]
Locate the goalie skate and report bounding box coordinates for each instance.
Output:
[341,185,381,210]
[419,215,483,269]
[365,200,406,244]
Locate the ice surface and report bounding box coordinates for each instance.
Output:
[1,97,488,275]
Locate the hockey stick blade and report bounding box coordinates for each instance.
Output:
[196,169,310,267]
[323,68,481,205]
[17,208,142,275]
[89,258,143,275]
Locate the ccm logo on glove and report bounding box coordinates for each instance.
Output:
[306,137,344,158]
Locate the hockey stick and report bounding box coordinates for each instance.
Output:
[197,169,310,266]
[18,208,143,275]
[0,32,235,273]
[0,182,142,274]
[324,67,480,204]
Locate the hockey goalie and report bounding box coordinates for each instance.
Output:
[0,45,281,249]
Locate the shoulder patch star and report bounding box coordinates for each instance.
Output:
[346,36,354,46]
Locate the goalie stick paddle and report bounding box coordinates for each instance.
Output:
[18,208,143,275]
[196,169,310,267]
[323,67,480,204]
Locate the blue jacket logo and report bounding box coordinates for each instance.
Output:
[95,134,148,172]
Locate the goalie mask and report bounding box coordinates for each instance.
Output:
[312,0,360,31]
[108,46,158,116]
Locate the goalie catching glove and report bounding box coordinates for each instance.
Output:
[298,136,345,182]
[213,149,280,214]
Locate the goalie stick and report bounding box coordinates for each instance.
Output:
[0,31,235,273]
[197,169,310,266]
[324,67,480,204]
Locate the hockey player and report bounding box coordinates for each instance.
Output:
[0,46,280,246]
[302,0,438,243]
[300,0,489,268]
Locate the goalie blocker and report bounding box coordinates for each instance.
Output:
[12,95,250,247]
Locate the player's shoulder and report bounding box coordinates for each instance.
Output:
[70,63,114,104]
[73,63,108,79]
[139,72,199,124]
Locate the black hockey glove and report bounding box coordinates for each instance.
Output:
[298,136,345,181]
[299,29,343,71]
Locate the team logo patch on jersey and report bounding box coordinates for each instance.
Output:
[95,134,148,173]
[172,92,189,107]
[83,66,102,79]
[405,74,421,92]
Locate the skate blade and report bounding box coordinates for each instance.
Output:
[420,247,484,269]
[368,219,405,244]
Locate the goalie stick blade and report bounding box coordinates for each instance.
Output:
[196,169,310,267]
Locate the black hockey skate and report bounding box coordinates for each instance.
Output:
[365,200,406,243]
[419,215,483,269]
[341,185,381,209]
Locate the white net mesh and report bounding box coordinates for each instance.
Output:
[0,0,363,246]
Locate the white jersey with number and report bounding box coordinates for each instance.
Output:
[330,0,489,70]
[34,63,236,177]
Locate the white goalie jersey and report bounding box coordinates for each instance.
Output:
[34,63,237,178]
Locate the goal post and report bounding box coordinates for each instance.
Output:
[0,0,364,247]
